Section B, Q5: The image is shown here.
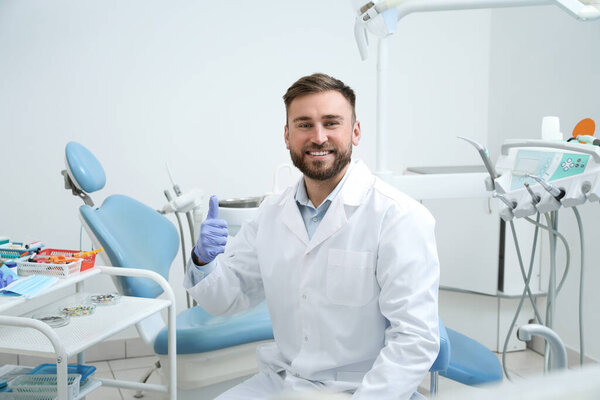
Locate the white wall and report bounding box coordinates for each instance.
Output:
[487,6,600,359]
[0,0,491,320]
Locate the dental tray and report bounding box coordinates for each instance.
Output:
[9,374,81,399]
[28,364,96,383]
[33,313,70,328]
[60,303,96,317]
[0,243,43,261]
[16,258,82,279]
[87,292,120,305]
[36,249,98,272]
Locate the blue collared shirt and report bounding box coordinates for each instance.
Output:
[295,163,353,239]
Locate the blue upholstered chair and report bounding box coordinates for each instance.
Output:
[62,142,274,394]
[430,319,451,395]
[442,328,503,386]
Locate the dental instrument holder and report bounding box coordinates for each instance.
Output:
[492,139,598,221]
[485,139,599,374]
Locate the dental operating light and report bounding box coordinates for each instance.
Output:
[354,0,600,60]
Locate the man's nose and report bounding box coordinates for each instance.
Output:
[310,125,327,145]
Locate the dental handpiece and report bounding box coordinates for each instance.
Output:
[525,174,565,200]
[493,192,516,209]
[524,183,540,204]
[457,136,497,189]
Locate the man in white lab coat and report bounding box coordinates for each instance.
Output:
[184,73,440,399]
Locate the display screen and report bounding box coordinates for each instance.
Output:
[514,157,540,175]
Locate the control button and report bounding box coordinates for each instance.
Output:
[575,164,580,168]
[577,158,582,162]
[562,159,574,171]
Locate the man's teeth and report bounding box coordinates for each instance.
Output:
[309,151,330,156]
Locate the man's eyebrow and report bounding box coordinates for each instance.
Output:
[322,115,344,120]
[292,116,313,123]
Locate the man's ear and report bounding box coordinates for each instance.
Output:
[284,125,290,150]
[352,121,361,146]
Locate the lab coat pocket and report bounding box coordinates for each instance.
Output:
[327,249,376,306]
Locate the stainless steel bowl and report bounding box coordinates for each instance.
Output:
[219,196,264,208]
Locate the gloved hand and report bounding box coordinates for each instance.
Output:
[193,195,228,264]
[0,268,15,289]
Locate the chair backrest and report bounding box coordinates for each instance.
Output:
[80,196,179,298]
[65,142,180,298]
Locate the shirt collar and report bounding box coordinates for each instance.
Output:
[295,160,356,209]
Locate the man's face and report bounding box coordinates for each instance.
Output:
[284,91,361,181]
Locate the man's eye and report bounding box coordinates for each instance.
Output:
[325,121,340,127]
[298,123,311,128]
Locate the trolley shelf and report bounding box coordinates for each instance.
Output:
[0,294,170,357]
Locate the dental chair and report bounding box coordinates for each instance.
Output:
[61,142,274,397]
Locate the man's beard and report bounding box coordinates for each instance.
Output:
[290,142,352,181]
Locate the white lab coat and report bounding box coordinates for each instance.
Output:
[187,160,440,400]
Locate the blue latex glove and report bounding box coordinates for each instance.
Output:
[194,195,228,264]
[0,268,15,289]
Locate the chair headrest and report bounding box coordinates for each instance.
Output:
[65,142,106,193]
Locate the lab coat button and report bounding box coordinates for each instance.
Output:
[312,217,318,222]
[294,373,299,377]
[304,336,308,341]
[302,294,307,300]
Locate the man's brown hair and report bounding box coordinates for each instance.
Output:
[283,73,356,124]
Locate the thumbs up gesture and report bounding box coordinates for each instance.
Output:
[193,195,228,265]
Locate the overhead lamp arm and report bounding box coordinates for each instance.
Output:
[355,0,600,60]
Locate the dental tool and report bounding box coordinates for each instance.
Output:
[457,136,498,190]
[573,135,600,146]
[526,174,566,200]
[493,192,516,209]
[524,183,540,204]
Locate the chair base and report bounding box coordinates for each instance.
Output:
[157,340,273,390]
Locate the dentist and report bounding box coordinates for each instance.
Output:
[184,73,440,399]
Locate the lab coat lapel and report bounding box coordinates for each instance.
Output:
[305,195,347,254]
[281,188,310,246]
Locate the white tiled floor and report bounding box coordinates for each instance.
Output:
[83,349,550,399]
[85,356,162,400]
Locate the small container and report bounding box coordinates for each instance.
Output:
[87,293,120,306]
[60,304,96,317]
[33,313,70,328]
[9,374,81,399]
[36,248,98,272]
[28,364,96,384]
[17,259,82,279]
